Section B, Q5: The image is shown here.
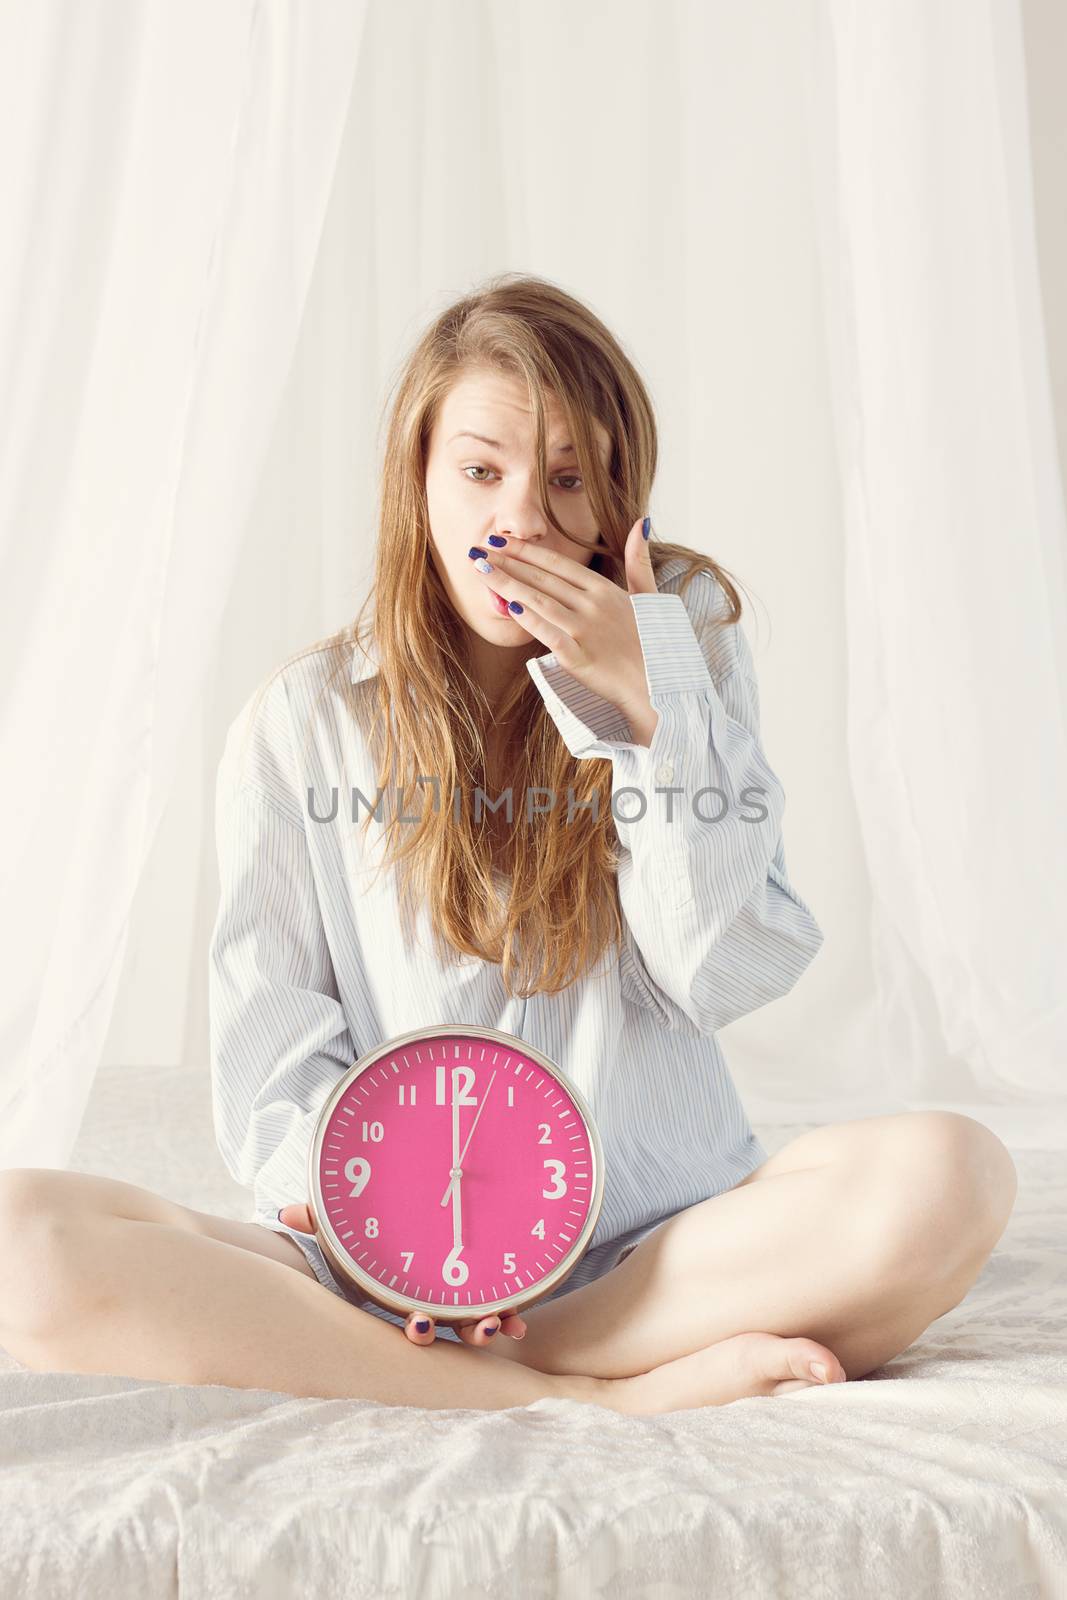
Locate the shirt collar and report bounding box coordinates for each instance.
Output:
[349,628,561,693]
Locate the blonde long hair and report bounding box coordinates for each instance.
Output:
[261,273,745,998]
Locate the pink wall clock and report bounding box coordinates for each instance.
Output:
[307,1025,606,1326]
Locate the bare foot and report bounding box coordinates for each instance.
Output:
[595,1332,847,1415]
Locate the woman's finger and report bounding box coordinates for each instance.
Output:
[404,1312,436,1344]
[277,1202,313,1232]
[403,1305,527,1344]
[456,1315,503,1347]
[405,1310,519,1347]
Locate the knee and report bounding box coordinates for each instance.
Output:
[865,1112,1018,1282]
[0,1168,72,1235]
[914,1112,1017,1247]
[0,1169,83,1341]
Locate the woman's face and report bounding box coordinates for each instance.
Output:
[424,368,611,658]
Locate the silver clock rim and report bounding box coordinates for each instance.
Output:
[306,1023,606,1326]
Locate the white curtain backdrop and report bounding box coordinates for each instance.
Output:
[0,1,368,1169]
[805,0,1067,1106]
[2,0,1064,1176]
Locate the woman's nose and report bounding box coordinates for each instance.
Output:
[496,530,545,549]
[493,492,550,544]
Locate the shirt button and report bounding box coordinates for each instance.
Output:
[656,761,675,784]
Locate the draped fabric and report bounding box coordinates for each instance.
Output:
[805,0,1067,1102]
[2,0,1063,1176]
[0,2,368,1167]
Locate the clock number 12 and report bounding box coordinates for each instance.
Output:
[437,1064,479,1105]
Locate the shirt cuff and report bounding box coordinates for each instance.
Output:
[526,592,716,758]
[525,654,633,758]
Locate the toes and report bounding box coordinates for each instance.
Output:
[786,1340,847,1385]
[404,1314,435,1344]
[771,1377,819,1395]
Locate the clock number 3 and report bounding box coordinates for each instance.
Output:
[542,1158,567,1199]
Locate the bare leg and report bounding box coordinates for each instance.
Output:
[490,1111,1019,1381]
[0,1170,848,1414]
[0,1169,598,1412]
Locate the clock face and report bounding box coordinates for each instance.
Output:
[309,1027,603,1322]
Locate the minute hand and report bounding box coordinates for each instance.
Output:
[439,1068,498,1208]
[451,1068,462,1247]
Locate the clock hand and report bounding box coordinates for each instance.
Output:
[457,1068,496,1168]
[439,1067,498,1207]
[451,1067,463,1251]
[452,1153,463,1252]
[439,1068,459,1208]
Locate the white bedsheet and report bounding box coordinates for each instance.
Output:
[1,1073,1065,1598]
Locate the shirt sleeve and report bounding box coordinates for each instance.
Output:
[208,685,357,1216]
[525,569,825,1038]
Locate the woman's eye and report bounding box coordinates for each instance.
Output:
[462,466,584,492]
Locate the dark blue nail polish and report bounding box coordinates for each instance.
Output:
[487,534,508,547]
[485,1323,499,1336]
[642,515,650,540]
[508,601,524,613]
[468,546,487,560]
[414,1318,430,1332]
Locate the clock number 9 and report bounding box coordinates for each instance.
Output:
[345,1155,371,1197]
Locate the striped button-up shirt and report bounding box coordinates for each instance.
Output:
[208,556,824,1265]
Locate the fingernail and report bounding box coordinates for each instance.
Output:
[642,515,650,540]
[414,1318,430,1333]
[467,546,488,559]
[809,1361,828,1382]
[487,534,508,547]
[484,1322,499,1336]
[512,1327,526,1339]
[508,601,524,614]
[473,558,493,574]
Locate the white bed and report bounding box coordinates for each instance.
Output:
[2,1064,1065,1598]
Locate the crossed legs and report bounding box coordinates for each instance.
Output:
[0,1111,1017,1409]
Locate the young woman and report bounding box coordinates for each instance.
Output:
[0,275,1017,1415]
